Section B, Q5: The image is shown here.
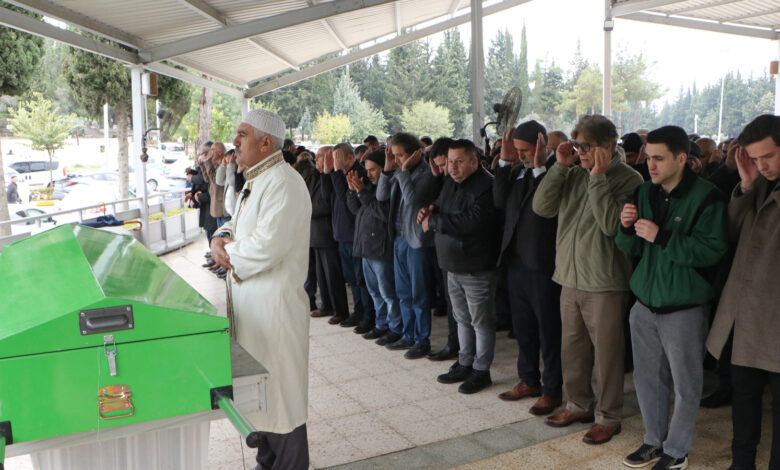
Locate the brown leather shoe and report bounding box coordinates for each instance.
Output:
[310,310,333,318]
[328,315,346,325]
[529,395,562,416]
[497,382,542,401]
[582,423,621,445]
[544,409,595,428]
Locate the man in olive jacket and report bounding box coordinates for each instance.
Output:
[616,126,727,470]
[533,115,643,445]
[706,114,780,470]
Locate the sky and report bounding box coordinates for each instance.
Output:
[445,0,778,106]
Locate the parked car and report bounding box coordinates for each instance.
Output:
[159,143,186,164]
[6,159,64,187]
[8,204,57,235]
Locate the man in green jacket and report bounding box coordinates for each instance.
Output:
[616,126,727,470]
[533,114,643,445]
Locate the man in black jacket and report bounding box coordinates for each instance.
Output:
[322,143,374,333]
[308,147,350,322]
[419,139,501,394]
[345,149,403,342]
[493,120,563,416]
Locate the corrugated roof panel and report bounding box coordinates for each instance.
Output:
[399,0,451,29]
[654,0,717,15]
[258,21,338,64]
[327,3,397,45]
[218,0,311,23]
[179,42,289,83]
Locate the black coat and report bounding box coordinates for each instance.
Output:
[307,171,338,249]
[189,172,216,232]
[428,167,500,273]
[321,160,368,243]
[346,183,393,262]
[493,160,557,275]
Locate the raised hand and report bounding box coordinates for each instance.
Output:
[533,131,548,168]
[417,204,434,225]
[591,147,611,175]
[401,149,422,172]
[500,128,519,164]
[621,203,638,228]
[349,170,365,192]
[384,145,398,172]
[556,141,577,167]
[323,149,334,174]
[735,145,759,191]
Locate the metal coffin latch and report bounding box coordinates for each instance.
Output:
[98,385,134,420]
[103,334,117,376]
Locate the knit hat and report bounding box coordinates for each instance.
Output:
[512,120,547,145]
[364,149,385,168]
[620,132,643,153]
[241,109,286,140]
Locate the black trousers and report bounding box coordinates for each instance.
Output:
[304,248,318,311]
[255,423,309,470]
[314,246,349,318]
[437,268,459,350]
[507,265,562,397]
[731,364,780,469]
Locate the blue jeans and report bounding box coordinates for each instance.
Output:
[363,258,402,334]
[216,216,231,230]
[393,237,433,346]
[338,242,371,320]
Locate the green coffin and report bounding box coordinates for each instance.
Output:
[0,225,231,444]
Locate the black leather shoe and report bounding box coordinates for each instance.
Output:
[362,328,387,340]
[354,321,374,335]
[202,259,216,268]
[376,331,401,346]
[386,338,414,350]
[701,387,732,408]
[339,315,360,328]
[217,271,227,279]
[458,370,492,394]
[427,345,459,361]
[437,361,472,384]
[404,343,431,359]
[215,268,226,276]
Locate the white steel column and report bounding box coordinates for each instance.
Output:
[243,98,251,114]
[104,103,110,169]
[131,66,149,245]
[470,0,485,141]
[603,0,613,117]
[775,40,780,115]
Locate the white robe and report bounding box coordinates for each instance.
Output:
[219,151,312,434]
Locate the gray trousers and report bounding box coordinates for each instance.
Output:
[630,302,708,460]
[448,271,498,372]
[255,423,309,470]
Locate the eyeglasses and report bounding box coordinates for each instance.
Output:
[571,141,592,153]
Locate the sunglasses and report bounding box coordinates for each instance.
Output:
[571,141,593,153]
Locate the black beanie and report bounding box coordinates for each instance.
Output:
[364,149,385,168]
[511,120,547,145]
[620,133,643,153]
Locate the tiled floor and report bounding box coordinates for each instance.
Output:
[4,235,772,470]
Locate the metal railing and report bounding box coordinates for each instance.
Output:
[0,189,202,254]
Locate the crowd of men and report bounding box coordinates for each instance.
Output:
[188,112,778,470]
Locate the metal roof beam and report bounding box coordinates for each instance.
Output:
[3,0,144,48]
[620,11,779,39]
[395,2,402,35]
[146,63,245,98]
[669,0,742,15]
[174,0,299,70]
[448,0,462,15]
[140,0,398,63]
[612,0,684,17]
[307,0,349,51]
[0,6,141,63]
[245,0,533,98]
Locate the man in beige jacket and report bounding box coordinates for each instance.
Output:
[706,114,780,470]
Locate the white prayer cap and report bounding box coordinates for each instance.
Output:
[241,109,286,140]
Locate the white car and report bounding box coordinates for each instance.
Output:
[6,159,64,188]
[159,143,187,164]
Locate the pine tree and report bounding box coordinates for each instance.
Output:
[430,29,470,137]
[384,41,433,133]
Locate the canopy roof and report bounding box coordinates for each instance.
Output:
[611,0,780,40]
[1,0,530,98]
